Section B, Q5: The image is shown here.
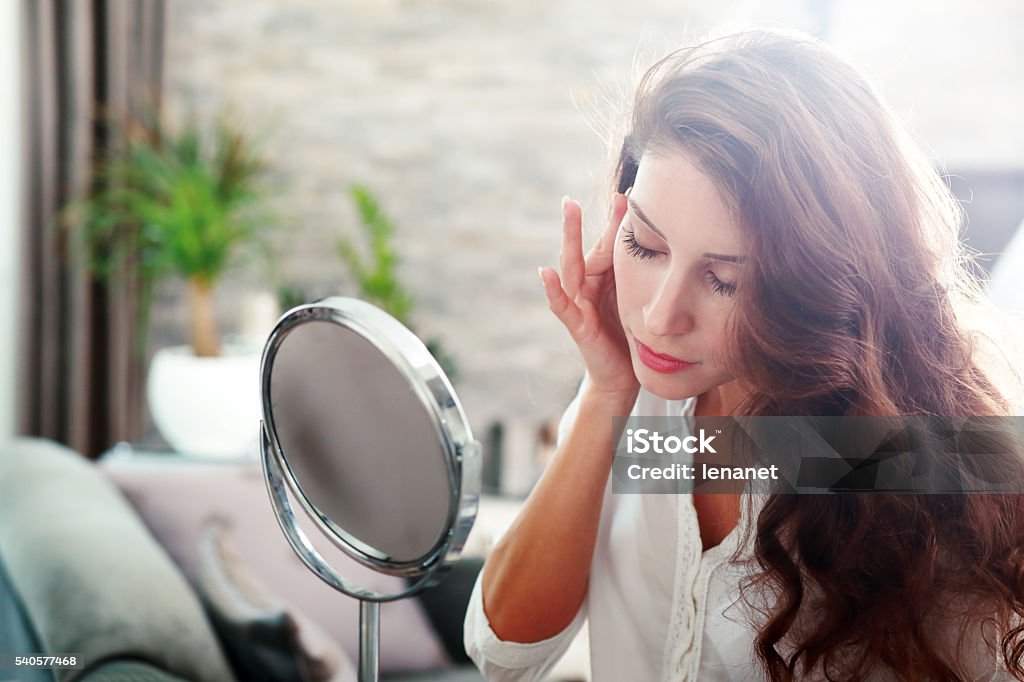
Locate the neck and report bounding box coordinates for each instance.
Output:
[694,379,748,417]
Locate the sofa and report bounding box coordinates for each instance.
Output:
[0,437,488,682]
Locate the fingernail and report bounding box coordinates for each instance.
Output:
[624,186,633,197]
[537,266,545,283]
[561,195,570,208]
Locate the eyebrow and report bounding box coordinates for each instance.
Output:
[627,198,745,264]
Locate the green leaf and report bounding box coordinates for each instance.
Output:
[337,184,417,326]
[62,108,278,352]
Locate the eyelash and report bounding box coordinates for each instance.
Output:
[706,272,737,297]
[622,227,659,261]
[621,227,737,297]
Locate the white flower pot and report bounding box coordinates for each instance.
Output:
[147,344,262,458]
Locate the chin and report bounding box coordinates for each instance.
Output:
[634,363,708,402]
[641,381,702,402]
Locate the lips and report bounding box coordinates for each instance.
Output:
[635,340,695,374]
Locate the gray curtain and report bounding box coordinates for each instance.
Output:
[18,0,166,458]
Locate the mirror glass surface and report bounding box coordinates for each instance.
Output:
[268,318,452,563]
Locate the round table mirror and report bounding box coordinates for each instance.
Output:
[259,297,481,682]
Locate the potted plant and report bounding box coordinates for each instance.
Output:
[338,185,458,380]
[68,111,276,457]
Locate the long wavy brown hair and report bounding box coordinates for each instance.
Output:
[614,29,1024,680]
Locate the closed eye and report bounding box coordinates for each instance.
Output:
[623,227,738,296]
[706,271,737,297]
[622,228,661,261]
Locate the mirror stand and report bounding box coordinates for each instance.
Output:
[258,298,481,682]
[359,600,380,681]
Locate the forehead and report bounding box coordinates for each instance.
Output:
[632,152,744,252]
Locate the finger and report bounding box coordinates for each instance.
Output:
[560,197,585,301]
[540,266,586,340]
[587,191,628,263]
[589,189,626,256]
[585,192,629,277]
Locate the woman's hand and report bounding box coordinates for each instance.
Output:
[540,192,639,402]
[482,194,636,642]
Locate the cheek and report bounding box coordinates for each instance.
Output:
[704,309,736,366]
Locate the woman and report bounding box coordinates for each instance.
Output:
[464,28,1024,681]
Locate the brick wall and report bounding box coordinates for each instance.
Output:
[155,0,1024,463]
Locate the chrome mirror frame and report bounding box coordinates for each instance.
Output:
[259,296,481,680]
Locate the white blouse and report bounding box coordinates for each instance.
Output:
[463,379,1008,682]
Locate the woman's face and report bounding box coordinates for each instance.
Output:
[613,152,745,402]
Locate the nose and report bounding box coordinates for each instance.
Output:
[642,275,695,338]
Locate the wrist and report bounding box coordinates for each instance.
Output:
[580,384,638,416]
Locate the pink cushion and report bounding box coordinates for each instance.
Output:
[99,456,451,673]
